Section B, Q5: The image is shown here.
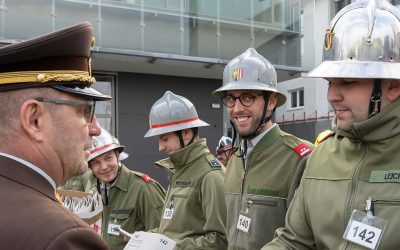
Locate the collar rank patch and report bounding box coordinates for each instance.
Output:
[209,160,221,168]
[206,155,221,168]
[141,174,152,182]
[293,143,312,158]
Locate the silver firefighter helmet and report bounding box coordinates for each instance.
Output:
[87,128,128,162]
[144,91,209,138]
[213,48,286,107]
[307,0,400,79]
[216,136,233,155]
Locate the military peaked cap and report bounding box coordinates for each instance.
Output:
[0,22,110,100]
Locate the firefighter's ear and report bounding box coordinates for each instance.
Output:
[20,99,46,142]
[267,93,277,111]
[386,79,400,102]
[181,128,193,141]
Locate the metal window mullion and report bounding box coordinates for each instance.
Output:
[51,0,56,31]
[250,0,255,48]
[217,0,221,59]
[180,0,185,55]
[97,0,103,47]
[140,0,145,51]
[0,0,7,39]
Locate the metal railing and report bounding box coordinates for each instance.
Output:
[276,110,334,125]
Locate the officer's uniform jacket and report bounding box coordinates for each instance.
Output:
[264,99,400,250]
[154,138,227,250]
[225,125,313,250]
[102,164,165,250]
[0,155,109,250]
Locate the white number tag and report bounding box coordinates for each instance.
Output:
[163,207,174,220]
[107,222,120,236]
[343,210,387,250]
[236,214,252,233]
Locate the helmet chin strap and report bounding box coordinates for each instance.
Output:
[176,128,198,149]
[231,92,274,158]
[368,79,382,118]
[242,92,273,140]
[96,156,122,206]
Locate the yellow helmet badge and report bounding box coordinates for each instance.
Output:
[324,28,334,50]
[232,68,244,81]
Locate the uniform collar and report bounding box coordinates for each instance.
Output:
[245,124,281,154]
[247,124,276,152]
[0,152,56,189]
[0,154,57,202]
[334,98,400,142]
[103,164,129,192]
[168,138,209,169]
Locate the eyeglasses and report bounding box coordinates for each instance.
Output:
[222,94,262,108]
[35,97,96,122]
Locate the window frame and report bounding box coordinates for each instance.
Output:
[288,88,304,110]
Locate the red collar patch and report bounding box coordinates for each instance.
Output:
[293,143,312,158]
[141,174,152,182]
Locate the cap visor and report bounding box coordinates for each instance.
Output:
[52,85,111,101]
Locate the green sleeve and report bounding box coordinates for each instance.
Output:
[138,181,166,231]
[261,178,315,250]
[175,171,227,250]
[59,175,85,191]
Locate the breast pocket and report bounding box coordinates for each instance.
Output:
[108,207,138,240]
[162,187,200,231]
[371,197,400,250]
[236,195,287,249]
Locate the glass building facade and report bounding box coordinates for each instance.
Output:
[0,0,316,136]
[0,0,304,68]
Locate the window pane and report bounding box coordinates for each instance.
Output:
[291,91,297,108]
[96,117,113,133]
[92,79,114,133]
[299,89,304,107]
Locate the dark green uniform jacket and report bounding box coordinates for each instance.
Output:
[225,125,313,250]
[155,138,227,250]
[59,169,97,193]
[263,99,400,250]
[102,164,165,250]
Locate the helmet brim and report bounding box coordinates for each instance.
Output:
[87,144,124,162]
[306,60,400,79]
[212,82,286,107]
[144,119,209,138]
[119,152,129,161]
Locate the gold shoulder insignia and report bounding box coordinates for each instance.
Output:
[314,130,334,146]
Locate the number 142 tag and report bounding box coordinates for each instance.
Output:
[343,210,388,250]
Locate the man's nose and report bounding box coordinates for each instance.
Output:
[327,83,342,103]
[89,115,101,136]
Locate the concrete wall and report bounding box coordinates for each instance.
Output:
[116,72,223,188]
